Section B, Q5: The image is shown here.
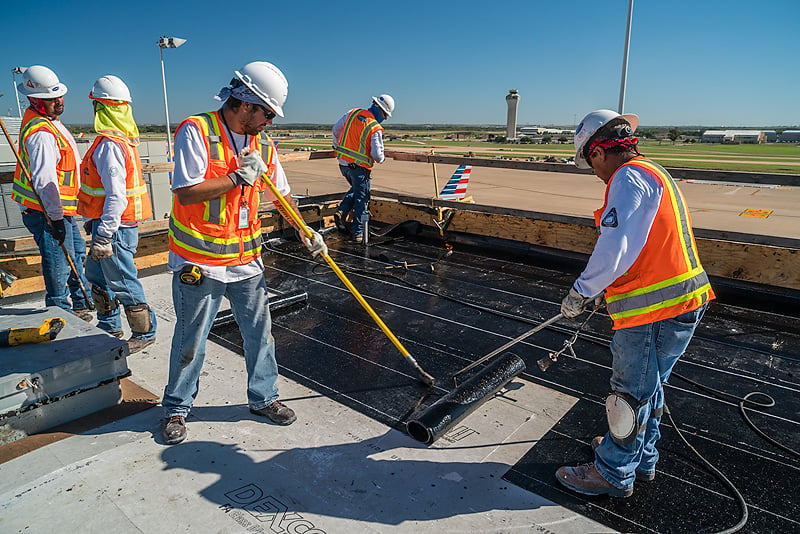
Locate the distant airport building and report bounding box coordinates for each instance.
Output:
[779,130,800,142]
[519,126,573,142]
[763,130,778,143]
[701,130,765,144]
[505,89,520,141]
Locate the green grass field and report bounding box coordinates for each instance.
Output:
[142,128,800,175]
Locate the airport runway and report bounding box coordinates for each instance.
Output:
[283,157,800,241]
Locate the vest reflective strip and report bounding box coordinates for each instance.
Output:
[630,159,699,270]
[606,267,711,319]
[335,111,378,167]
[198,113,223,161]
[204,194,226,225]
[169,218,262,259]
[15,116,76,211]
[62,169,74,187]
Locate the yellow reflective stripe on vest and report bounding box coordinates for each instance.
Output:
[630,159,699,270]
[204,194,227,225]
[169,217,262,259]
[199,113,224,161]
[606,267,711,320]
[11,184,38,205]
[335,110,379,167]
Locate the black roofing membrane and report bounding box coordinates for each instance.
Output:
[210,231,800,534]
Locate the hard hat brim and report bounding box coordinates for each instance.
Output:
[19,82,68,99]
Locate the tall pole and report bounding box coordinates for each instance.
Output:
[12,67,27,119]
[618,0,634,114]
[160,46,173,162]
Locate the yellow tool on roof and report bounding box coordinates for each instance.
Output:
[0,317,66,347]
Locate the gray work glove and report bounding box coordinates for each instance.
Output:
[232,148,268,186]
[561,287,595,319]
[302,229,328,258]
[90,234,114,261]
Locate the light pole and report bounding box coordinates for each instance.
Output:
[12,66,27,119]
[157,36,186,163]
[618,0,634,114]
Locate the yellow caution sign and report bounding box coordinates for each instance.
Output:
[739,209,773,219]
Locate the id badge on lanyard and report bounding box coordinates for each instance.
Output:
[238,197,250,229]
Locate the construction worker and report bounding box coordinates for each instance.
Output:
[555,110,715,498]
[161,61,327,445]
[332,94,394,243]
[12,65,93,320]
[77,75,157,354]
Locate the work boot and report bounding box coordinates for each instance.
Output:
[591,436,656,482]
[73,308,94,322]
[109,331,124,339]
[127,337,155,354]
[162,415,186,445]
[353,234,363,244]
[555,462,633,498]
[250,400,296,425]
[333,211,348,234]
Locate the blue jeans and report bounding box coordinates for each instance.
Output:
[162,272,279,417]
[338,164,371,237]
[594,304,708,490]
[85,222,156,340]
[22,209,92,311]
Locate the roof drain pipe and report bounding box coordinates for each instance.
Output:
[407,352,525,444]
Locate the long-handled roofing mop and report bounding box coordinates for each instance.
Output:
[260,172,436,387]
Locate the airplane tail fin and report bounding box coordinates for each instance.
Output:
[438,165,472,200]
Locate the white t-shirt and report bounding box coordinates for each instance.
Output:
[168,119,290,283]
[332,109,385,167]
[21,120,81,220]
[573,164,663,298]
[92,138,138,238]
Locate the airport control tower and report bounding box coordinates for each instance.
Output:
[506,89,520,141]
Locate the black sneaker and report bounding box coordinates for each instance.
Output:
[250,401,297,425]
[162,415,186,444]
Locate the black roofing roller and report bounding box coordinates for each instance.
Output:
[406,352,526,444]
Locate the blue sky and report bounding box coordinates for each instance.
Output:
[2,1,798,127]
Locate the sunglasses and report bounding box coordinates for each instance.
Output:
[258,105,276,120]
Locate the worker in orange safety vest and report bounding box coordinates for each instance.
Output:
[12,65,93,319]
[78,75,156,354]
[331,94,394,243]
[555,109,714,499]
[161,61,328,446]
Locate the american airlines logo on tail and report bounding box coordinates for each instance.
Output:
[438,165,472,200]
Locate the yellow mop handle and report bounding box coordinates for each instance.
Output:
[261,176,414,359]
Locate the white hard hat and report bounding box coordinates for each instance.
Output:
[18,65,68,99]
[372,94,395,118]
[234,61,288,117]
[574,109,639,169]
[90,75,132,102]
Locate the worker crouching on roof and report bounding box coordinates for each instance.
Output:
[555,110,715,498]
[160,61,327,445]
[77,75,157,354]
[332,94,394,243]
[12,65,94,320]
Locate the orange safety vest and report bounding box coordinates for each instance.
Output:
[168,110,277,266]
[333,108,383,169]
[77,136,153,222]
[12,108,79,215]
[597,157,715,329]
